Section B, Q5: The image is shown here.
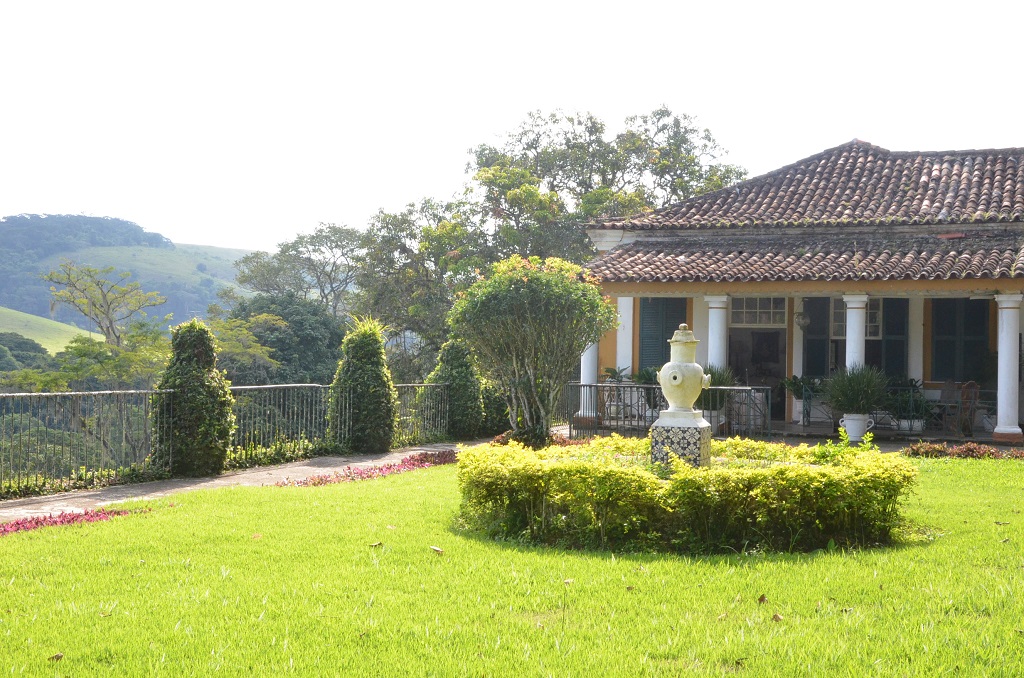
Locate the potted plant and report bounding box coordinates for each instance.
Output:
[696,363,736,433]
[631,366,661,421]
[780,375,824,424]
[601,366,629,417]
[886,378,934,433]
[823,365,889,442]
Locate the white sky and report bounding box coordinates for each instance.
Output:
[2,0,1022,252]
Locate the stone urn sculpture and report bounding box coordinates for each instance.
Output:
[650,324,712,466]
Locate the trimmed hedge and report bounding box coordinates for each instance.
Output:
[154,319,235,477]
[327,316,397,454]
[425,338,484,439]
[457,434,917,553]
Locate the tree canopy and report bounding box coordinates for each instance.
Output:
[235,222,361,318]
[348,108,742,380]
[43,261,167,347]
[449,256,617,446]
[228,293,344,385]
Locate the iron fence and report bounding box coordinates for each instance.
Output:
[228,383,449,463]
[566,383,772,439]
[393,383,449,448]
[799,385,999,439]
[0,383,450,495]
[0,389,172,496]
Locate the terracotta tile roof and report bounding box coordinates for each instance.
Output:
[590,140,1024,231]
[587,231,1024,283]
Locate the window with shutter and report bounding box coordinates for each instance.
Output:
[638,298,687,370]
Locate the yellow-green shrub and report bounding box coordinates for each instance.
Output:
[457,435,917,552]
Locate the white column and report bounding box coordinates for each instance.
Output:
[994,294,1023,441]
[578,342,600,418]
[908,297,925,382]
[843,294,869,368]
[615,297,634,374]
[692,296,710,366]
[705,295,729,369]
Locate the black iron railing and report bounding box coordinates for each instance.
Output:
[0,389,172,496]
[0,383,450,495]
[565,383,772,439]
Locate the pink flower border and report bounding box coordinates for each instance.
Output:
[275,449,458,487]
[1,508,148,537]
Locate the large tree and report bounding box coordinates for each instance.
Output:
[354,199,489,380]
[470,107,746,263]
[235,222,361,317]
[43,261,167,347]
[228,293,344,385]
[449,256,617,447]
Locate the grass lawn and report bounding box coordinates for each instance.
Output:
[1,458,1023,675]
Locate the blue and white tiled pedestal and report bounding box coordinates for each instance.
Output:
[650,410,711,467]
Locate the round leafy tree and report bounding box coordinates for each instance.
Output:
[425,338,484,439]
[327,316,397,454]
[154,319,235,477]
[449,256,617,447]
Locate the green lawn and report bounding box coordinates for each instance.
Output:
[1,458,1023,675]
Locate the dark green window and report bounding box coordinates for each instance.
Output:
[639,298,687,370]
[931,298,989,381]
[803,297,908,377]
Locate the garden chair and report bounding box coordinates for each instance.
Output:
[933,380,960,433]
[957,381,980,436]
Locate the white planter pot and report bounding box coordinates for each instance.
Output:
[792,398,803,424]
[895,418,925,433]
[839,413,875,442]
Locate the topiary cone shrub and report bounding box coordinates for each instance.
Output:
[425,338,484,440]
[154,319,235,477]
[327,316,397,454]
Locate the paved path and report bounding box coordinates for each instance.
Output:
[0,435,912,524]
[0,442,461,523]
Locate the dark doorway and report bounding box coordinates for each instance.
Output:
[728,327,786,420]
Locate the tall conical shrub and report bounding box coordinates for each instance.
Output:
[154,319,235,477]
[327,316,397,454]
[426,338,484,439]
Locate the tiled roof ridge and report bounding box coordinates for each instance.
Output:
[590,139,1024,231]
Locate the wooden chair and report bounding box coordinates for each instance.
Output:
[934,380,960,433]
[957,381,980,436]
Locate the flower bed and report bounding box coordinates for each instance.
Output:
[275,449,457,487]
[457,434,917,553]
[1,508,147,537]
[902,441,1024,459]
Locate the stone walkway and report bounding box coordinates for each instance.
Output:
[0,442,462,523]
[0,435,918,524]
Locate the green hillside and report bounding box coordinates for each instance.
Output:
[0,306,102,354]
[0,214,252,327]
[39,243,251,321]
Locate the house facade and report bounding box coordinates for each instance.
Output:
[581,140,1024,443]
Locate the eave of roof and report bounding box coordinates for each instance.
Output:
[586,228,1024,284]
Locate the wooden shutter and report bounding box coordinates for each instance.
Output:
[802,297,830,377]
[639,298,687,369]
[881,298,908,378]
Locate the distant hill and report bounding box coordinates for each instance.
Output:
[0,306,102,354]
[0,214,252,328]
